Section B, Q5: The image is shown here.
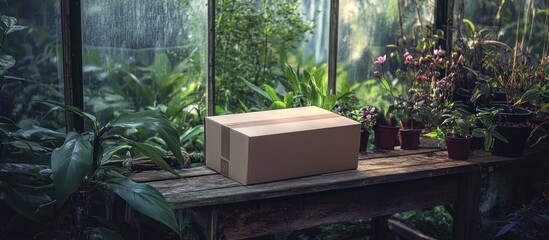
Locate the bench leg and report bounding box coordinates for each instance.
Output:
[452,171,480,240]
[371,215,391,240]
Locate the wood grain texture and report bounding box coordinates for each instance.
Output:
[214,175,459,239]
[130,166,217,183]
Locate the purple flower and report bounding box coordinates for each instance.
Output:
[374,55,387,64]
[374,71,381,77]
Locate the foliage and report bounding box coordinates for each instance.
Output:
[215,0,314,113]
[393,206,453,240]
[495,182,549,239]
[240,63,358,112]
[425,105,506,150]
[350,106,379,134]
[1,105,184,239]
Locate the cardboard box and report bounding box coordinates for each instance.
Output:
[205,106,360,185]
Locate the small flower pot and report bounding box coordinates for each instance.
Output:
[491,124,530,157]
[375,125,400,150]
[399,129,422,150]
[446,136,472,160]
[359,129,370,152]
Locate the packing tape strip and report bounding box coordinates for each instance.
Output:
[224,113,338,129]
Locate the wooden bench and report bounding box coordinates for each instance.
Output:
[130,145,544,240]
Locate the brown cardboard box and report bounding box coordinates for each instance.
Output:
[205,106,360,185]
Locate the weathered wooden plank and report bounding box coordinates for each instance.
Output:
[130,166,217,183]
[147,174,240,194]
[162,160,476,209]
[213,175,459,239]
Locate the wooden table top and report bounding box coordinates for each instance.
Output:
[129,140,543,209]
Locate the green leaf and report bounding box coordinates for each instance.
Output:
[471,128,485,138]
[463,19,476,32]
[101,145,132,165]
[108,110,184,169]
[240,77,270,100]
[424,131,438,138]
[40,101,99,133]
[484,133,493,151]
[263,84,281,102]
[123,139,181,178]
[104,178,180,237]
[520,89,541,102]
[90,227,124,240]
[51,132,92,208]
[455,119,470,135]
[0,54,15,71]
[8,126,66,142]
[269,101,287,110]
[283,92,294,107]
[321,95,337,110]
[491,128,509,143]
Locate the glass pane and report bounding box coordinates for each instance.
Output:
[0,1,65,130]
[453,0,548,72]
[337,0,435,111]
[214,0,328,114]
[81,0,208,152]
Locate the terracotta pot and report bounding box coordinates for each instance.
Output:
[375,125,400,150]
[399,129,422,150]
[359,129,370,152]
[491,125,530,157]
[446,136,472,160]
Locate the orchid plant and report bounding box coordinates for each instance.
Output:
[373,48,471,129]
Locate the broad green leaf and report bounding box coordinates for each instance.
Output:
[0,179,53,221]
[51,132,92,208]
[424,131,438,138]
[105,178,180,237]
[520,89,541,102]
[101,146,132,165]
[263,84,281,102]
[0,54,15,71]
[40,101,99,132]
[455,119,469,134]
[240,77,270,100]
[108,110,184,169]
[283,92,294,107]
[471,128,485,138]
[123,139,181,178]
[269,101,287,110]
[90,227,124,240]
[491,128,509,143]
[8,125,66,142]
[482,134,492,152]
[322,95,337,110]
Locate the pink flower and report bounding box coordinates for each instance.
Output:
[434,49,446,57]
[416,75,428,81]
[374,55,386,64]
[404,52,413,64]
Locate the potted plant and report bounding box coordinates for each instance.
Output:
[0,103,186,239]
[373,49,453,150]
[373,109,400,150]
[426,106,506,160]
[351,106,379,152]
